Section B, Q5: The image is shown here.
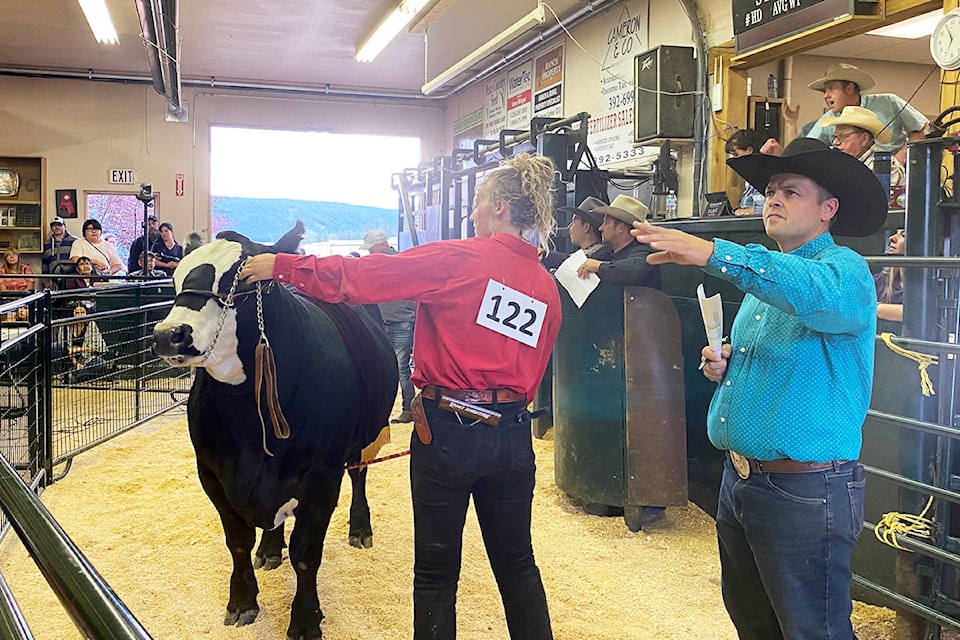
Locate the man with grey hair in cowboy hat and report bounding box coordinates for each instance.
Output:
[576,194,660,288]
[633,137,886,640]
[803,62,926,164]
[359,228,418,424]
[831,105,905,187]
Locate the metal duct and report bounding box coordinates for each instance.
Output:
[134,0,181,112]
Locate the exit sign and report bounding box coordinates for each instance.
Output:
[109,169,136,184]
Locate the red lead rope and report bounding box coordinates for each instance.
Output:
[344,449,411,470]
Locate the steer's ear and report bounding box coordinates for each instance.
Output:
[215,220,305,256]
[270,220,305,255]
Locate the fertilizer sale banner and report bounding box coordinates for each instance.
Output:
[589,0,650,167]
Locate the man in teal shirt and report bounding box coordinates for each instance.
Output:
[633,137,887,640]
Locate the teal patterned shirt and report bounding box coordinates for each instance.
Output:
[703,233,876,462]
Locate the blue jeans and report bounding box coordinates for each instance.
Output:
[410,397,552,640]
[716,457,865,640]
[384,321,414,411]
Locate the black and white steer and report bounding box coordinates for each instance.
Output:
[153,227,397,640]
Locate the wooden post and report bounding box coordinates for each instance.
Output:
[707,44,748,206]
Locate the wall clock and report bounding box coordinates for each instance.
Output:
[931,8,960,71]
[0,169,19,198]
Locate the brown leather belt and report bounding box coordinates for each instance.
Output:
[421,385,526,405]
[729,451,844,478]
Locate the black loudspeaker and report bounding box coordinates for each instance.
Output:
[634,45,696,143]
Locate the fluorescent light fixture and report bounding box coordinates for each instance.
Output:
[356,0,432,63]
[78,0,119,44]
[422,5,545,95]
[867,9,942,39]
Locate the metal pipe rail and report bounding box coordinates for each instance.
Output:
[862,521,960,571]
[862,464,960,504]
[875,333,960,358]
[470,111,589,160]
[868,408,960,440]
[410,112,591,183]
[0,570,33,640]
[853,574,960,634]
[868,256,960,268]
[0,453,152,639]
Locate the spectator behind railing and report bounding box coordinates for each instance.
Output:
[128,252,166,278]
[876,228,905,322]
[52,302,110,383]
[64,256,98,312]
[70,219,124,276]
[0,249,34,292]
[42,216,75,282]
[151,222,183,276]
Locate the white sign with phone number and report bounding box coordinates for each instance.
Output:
[475,279,547,348]
[589,0,649,168]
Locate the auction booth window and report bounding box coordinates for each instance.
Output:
[209,126,421,256]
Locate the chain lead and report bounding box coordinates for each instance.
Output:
[197,259,246,364]
[256,281,269,348]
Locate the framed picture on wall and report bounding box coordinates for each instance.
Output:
[55,189,78,219]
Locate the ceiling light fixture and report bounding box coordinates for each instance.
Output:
[867,9,942,39]
[421,4,546,96]
[78,0,119,44]
[356,0,432,63]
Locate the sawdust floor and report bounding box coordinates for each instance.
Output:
[0,407,898,639]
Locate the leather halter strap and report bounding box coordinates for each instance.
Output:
[175,286,262,308]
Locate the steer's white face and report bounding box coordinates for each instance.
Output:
[154,239,247,385]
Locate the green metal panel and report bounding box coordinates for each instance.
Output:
[554,282,626,506]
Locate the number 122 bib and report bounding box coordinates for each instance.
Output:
[475,279,548,348]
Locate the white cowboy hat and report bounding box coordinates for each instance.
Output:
[807,63,876,92]
[830,106,892,143]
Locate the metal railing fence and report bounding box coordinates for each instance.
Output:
[0,279,191,639]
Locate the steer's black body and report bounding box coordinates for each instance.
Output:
[153,228,397,639]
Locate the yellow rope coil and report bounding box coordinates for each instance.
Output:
[880,332,938,397]
[874,495,935,551]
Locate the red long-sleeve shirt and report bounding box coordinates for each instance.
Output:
[273,234,561,401]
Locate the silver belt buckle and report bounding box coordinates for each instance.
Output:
[730,451,751,479]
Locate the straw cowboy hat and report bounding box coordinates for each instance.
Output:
[830,105,892,143]
[727,138,887,237]
[558,195,606,231]
[359,228,389,250]
[807,63,876,92]
[592,195,650,225]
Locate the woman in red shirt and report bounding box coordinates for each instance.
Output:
[241,153,561,640]
[0,248,34,292]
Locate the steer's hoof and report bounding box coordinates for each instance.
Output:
[286,620,323,640]
[254,553,283,570]
[224,606,259,627]
[348,532,373,549]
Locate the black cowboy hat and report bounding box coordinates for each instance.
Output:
[727,137,887,237]
[558,195,606,231]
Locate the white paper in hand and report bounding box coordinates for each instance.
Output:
[554,249,600,308]
[697,283,724,355]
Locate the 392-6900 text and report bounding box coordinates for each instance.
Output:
[608,91,634,111]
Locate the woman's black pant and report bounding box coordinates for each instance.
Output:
[410,397,552,640]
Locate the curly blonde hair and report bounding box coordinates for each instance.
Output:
[478,153,557,251]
